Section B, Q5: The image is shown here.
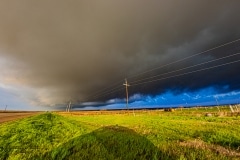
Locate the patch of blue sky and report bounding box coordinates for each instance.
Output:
[105,86,240,109]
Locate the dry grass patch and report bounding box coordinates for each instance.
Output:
[179,139,240,158]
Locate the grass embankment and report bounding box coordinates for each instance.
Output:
[0,108,240,159]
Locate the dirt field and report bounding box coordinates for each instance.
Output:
[0,112,41,124]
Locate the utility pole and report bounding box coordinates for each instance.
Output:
[229,105,234,113]
[68,101,72,112]
[66,101,72,112]
[123,79,130,109]
[214,96,220,112]
[66,101,71,112]
[4,105,7,112]
[66,103,68,112]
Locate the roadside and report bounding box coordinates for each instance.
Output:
[0,112,41,124]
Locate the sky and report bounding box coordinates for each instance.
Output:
[0,1,240,110]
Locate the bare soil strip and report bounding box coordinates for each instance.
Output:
[0,112,40,124]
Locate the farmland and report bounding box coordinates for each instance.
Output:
[0,111,40,124]
[0,107,240,159]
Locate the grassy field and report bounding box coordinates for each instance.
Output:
[0,107,240,159]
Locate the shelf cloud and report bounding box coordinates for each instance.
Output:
[0,0,240,107]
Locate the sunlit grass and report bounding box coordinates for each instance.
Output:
[0,107,240,159]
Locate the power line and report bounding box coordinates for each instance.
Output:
[130,52,240,84]
[85,85,123,101]
[86,59,240,102]
[85,81,123,100]
[131,59,240,86]
[86,87,124,101]
[128,38,240,80]
[83,38,240,102]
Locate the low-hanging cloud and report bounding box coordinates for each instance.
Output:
[0,0,240,107]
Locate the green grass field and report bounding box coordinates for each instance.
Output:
[0,107,240,160]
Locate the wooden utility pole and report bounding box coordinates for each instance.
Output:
[66,103,69,112]
[123,79,130,109]
[229,105,234,113]
[214,97,220,112]
[66,101,72,112]
[4,105,7,112]
[68,101,72,112]
[235,105,239,112]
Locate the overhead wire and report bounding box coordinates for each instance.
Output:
[86,58,240,101]
[130,52,240,84]
[127,38,240,80]
[86,87,124,101]
[84,38,240,102]
[85,79,124,99]
[85,85,123,101]
[131,59,240,86]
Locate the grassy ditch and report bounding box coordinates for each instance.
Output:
[0,110,240,159]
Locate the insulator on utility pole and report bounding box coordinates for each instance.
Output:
[123,78,130,109]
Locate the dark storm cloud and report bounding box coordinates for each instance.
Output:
[0,0,240,106]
